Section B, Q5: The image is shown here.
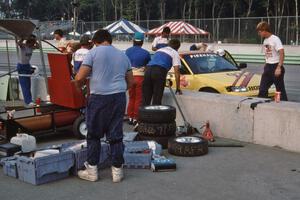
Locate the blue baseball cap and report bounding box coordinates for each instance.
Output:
[134,32,144,41]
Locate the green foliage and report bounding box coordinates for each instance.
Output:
[0,0,298,21]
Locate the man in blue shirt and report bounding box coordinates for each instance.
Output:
[143,39,182,105]
[125,32,151,125]
[74,29,134,182]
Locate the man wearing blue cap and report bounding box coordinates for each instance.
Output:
[125,32,151,125]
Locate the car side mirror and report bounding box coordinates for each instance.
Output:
[239,63,247,69]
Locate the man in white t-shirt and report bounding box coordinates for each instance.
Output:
[143,39,182,105]
[256,21,288,101]
[72,35,92,73]
[151,26,170,51]
[54,29,68,52]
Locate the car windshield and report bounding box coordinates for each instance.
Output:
[182,53,239,74]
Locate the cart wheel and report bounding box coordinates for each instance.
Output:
[73,115,87,139]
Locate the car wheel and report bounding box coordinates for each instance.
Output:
[137,121,176,137]
[136,134,170,149]
[138,105,176,123]
[168,136,208,157]
[199,88,219,93]
[72,115,87,139]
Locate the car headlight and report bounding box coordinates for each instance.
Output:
[227,86,248,92]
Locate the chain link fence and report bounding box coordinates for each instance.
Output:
[39,16,299,45]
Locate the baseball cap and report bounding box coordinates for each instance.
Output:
[134,32,144,41]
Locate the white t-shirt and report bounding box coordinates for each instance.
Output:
[18,46,33,65]
[72,48,90,72]
[263,35,283,64]
[147,46,180,71]
[152,36,169,50]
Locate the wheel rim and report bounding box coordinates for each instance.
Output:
[175,136,202,143]
[79,121,87,137]
[145,105,170,110]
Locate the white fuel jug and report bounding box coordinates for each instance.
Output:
[10,133,36,153]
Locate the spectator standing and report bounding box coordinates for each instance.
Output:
[53,29,68,52]
[256,21,288,101]
[152,27,171,51]
[72,35,92,73]
[17,35,39,107]
[143,39,182,106]
[125,32,151,125]
[74,29,134,182]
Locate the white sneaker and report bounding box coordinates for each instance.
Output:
[78,162,98,182]
[112,166,124,183]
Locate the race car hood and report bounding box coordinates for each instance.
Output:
[199,70,261,89]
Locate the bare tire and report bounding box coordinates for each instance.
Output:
[138,105,176,123]
[72,115,87,139]
[137,121,176,137]
[168,136,208,157]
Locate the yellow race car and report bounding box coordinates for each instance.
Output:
[168,51,275,97]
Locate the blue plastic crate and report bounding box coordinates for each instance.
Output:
[2,156,18,178]
[62,142,111,175]
[17,151,74,185]
[125,141,162,155]
[124,151,152,169]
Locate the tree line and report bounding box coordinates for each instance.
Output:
[0,0,298,22]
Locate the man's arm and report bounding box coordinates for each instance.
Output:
[275,49,284,77]
[125,70,134,90]
[173,65,182,95]
[152,37,158,51]
[17,39,25,47]
[152,46,158,51]
[74,65,91,91]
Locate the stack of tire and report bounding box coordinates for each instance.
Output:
[137,105,176,149]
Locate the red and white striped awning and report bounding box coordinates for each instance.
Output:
[147,21,209,35]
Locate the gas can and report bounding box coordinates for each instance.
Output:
[275,91,281,103]
[10,133,36,153]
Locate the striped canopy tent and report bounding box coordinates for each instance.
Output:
[147,21,209,35]
[102,18,147,35]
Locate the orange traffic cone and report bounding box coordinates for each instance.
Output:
[35,97,41,113]
[201,121,215,142]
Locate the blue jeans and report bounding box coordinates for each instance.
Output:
[17,63,33,104]
[86,93,126,167]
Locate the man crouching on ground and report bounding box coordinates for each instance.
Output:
[74,29,134,182]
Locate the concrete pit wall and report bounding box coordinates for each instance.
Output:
[162,90,300,153]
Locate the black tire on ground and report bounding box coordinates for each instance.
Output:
[138,105,176,123]
[136,134,170,149]
[168,136,208,157]
[72,115,87,139]
[137,121,176,137]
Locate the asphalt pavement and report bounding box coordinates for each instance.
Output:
[0,125,300,200]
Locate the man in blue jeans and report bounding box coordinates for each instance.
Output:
[74,29,134,182]
[17,35,39,107]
